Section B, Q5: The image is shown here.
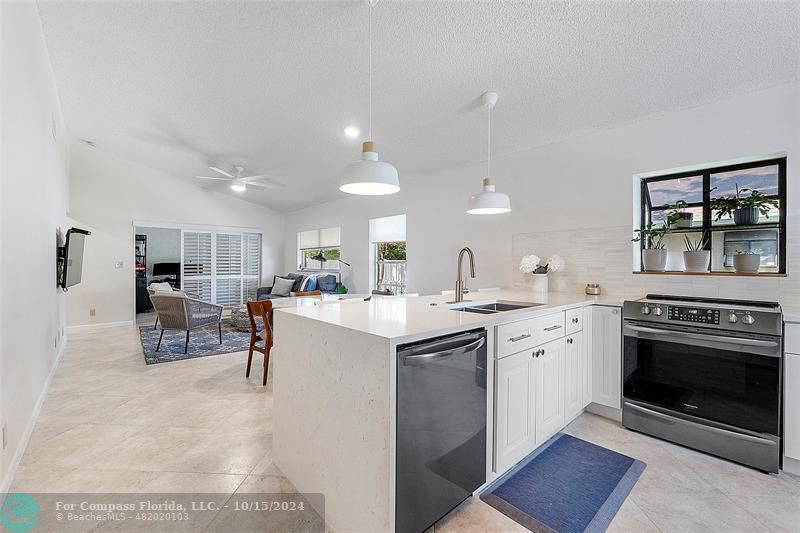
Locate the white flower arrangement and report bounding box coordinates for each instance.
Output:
[519,254,565,275]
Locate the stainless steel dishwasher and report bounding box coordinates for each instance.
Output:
[396,329,487,533]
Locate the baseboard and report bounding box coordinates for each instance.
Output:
[0,337,67,495]
[783,456,800,476]
[66,320,134,334]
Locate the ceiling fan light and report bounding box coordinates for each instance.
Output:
[339,141,400,196]
[467,178,511,215]
[230,178,246,192]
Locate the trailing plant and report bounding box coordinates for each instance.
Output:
[709,185,778,221]
[666,200,689,214]
[684,230,709,252]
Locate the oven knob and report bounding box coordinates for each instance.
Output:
[653,306,663,316]
[742,313,755,325]
[641,305,651,315]
[728,312,738,323]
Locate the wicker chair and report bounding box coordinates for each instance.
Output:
[150,293,223,354]
[147,283,187,330]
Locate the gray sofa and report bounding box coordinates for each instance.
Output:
[256,272,340,300]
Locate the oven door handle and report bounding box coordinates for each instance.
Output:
[625,324,779,348]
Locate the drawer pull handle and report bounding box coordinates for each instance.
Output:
[544,325,562,332]
[509,333,532,343]
[572,318,579,323]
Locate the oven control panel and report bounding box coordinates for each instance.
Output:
[667,306,720,324]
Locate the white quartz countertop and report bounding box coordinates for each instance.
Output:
[274,289,625,343]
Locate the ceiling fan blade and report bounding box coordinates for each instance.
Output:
[246,181,277,189]
[196,176,231,181]
[209,166,234,178]
[241,175,264,181]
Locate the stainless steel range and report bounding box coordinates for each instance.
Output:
[622,294,783,472]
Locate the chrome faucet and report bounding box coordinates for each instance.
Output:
[453,247,476,304]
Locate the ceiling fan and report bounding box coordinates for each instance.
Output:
[195,165,281,192]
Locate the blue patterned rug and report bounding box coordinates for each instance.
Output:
[138,321,252,365]
[481,433,646,533]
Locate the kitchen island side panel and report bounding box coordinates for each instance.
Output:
[273,310,394,533]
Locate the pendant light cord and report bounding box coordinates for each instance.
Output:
[487,104,491,178]
[368,1,373,140]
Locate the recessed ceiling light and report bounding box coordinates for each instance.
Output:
[344,126,360,138]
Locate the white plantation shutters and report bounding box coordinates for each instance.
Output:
[182,231,212,301]
[181,229,262,306]
[214,233,243,306]
[243,233,261,300]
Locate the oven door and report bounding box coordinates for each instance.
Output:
[623,320,781,436]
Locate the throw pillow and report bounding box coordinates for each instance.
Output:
[149,282,174,292]
[285,273,306,292]
[317,274,337,292]
[305,275,318,292]
[271,277,295,297]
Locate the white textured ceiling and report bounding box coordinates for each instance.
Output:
[38,1,799,212]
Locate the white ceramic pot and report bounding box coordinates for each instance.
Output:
[734,253,761,274]
[530,273,548,294]
[683,250,710,273]
[642,249,668,272]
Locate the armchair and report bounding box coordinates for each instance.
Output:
[150,293,223,354]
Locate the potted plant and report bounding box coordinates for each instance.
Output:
[519,254,565,294]
[733,250,761,274]
[666,200,693,228]
[632,210,679,272]
[683,230,710,272]
[710,185,778,226]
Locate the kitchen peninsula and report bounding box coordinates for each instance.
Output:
[271,290,624,533]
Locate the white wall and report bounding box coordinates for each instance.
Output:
[67,144,285,327]
[0,2,70,489]
[285,83,799,299]
[134,226,180,278]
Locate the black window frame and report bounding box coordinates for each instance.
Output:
[639,157,787,274]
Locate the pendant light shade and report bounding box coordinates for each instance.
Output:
[340,141,400,195]
[340,0,400,196]
[467,178,511,214]
[467,91,511,215]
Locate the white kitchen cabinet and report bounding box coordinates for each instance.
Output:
[495,349,536,472]
[785,352,800,461]
[590,306,622,409]
[535,338,565,445]
[581,307,592,409]
[564,331,584,422]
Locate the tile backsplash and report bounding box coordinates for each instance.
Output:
[512,224,800,305]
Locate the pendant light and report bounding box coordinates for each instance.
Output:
[467,91,511,214]
[339,0,400,196]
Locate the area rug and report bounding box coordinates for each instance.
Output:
[139,321,252,365]
[481,433,646,533]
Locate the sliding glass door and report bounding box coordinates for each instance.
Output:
[181,230,261,305]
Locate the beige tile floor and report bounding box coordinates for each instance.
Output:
[11,325,800,532]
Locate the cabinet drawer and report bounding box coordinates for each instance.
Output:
[565,307,583,335]
[786,323,800,354]
[497,312,566,358]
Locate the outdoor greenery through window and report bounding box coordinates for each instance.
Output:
[297,227,341,271]
[375,241,407,294]
[300,247,341,271]
[638,157,786,274]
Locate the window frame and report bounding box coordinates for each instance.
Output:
[373,241,407,294]
[639,157,787,274]
[298,245,342,272]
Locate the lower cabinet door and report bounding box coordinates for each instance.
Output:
[564,331,584,421]
[535,338,565,445]
[495,350,536,472]
[591,306,622,409]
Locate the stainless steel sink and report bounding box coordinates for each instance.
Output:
[450,300,543,314]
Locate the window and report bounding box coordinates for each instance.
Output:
[639,157,786,274]
[369,215,407,294]
[298,227,341,271]
[375,242,407,294]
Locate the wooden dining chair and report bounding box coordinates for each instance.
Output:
[294,290,322,297]
[246,300,274,386]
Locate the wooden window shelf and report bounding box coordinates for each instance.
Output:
[632,271,786,277]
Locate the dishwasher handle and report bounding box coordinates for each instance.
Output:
[402,337,485,365]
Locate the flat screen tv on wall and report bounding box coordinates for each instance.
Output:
[58,227,91,290]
